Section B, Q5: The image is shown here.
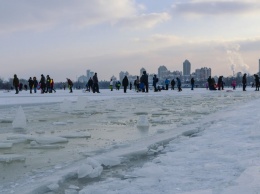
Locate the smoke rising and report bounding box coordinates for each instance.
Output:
[226,44,249,74]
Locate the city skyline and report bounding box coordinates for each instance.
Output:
[0,1,260,82]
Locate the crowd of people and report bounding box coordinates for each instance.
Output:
[11,71,260,94]
[13,74,63,94]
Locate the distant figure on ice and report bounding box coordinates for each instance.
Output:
[93,72,100,93]
[109,79,113,91]
[153,74,159,92]
[28,77,34,94]
[87,77,93,92]
[46,75,51,93]
[13,74,19,94]
[67,78,73,93]
[190,77,195,90]
[19,83,23,91]
[242,73,247,91]
[231,80,237,90]
[254,74,259,91]
[33,77,38,93]
[116,81,121,90]
[122,75,129,93]
[130,82,132,90]
[134,76,140,92]
[176,77,182,92]
[218,76,223,90]
[24,84,28,91]
[165,78,170,90]
[141,71,149,93]
[40,74,46,93]
[50,79,56,93]
[171,78,175,90]
[205,82,209,90]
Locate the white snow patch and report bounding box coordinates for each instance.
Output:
[12,106,27,129]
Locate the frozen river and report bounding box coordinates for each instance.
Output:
[0,88,259,194]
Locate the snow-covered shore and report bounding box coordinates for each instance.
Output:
[0,88,260,194]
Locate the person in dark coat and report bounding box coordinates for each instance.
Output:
[191,77,195,90]
[254,74,259,91]
[176,77,182,92]
[67,78,73,93]
[46,75,51,93]
[217,76,223,90]
[130,82,132,90]
[92,73,100,93]
[242,73,247,91]
[140,71,149,93]
[207,76,213,90]
[33,77,38,93]
[13,74,19,94]
[87,77,93,92]
[171,79,175,90]
[153,74,158,92]
[28,77,34,94]
[122,75,129,93]
[40,74,46,94]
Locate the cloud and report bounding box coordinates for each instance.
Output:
[172,0,260,16]
[116,12,171,30]
[0,0,138,33]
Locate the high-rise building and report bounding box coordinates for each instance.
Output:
[183,60,191,76]
[158,66,168,78]
[194,67,211,81]
[119,71,129,81]
[86,69,94,80]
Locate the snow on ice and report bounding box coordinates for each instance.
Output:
[0,88,260,194]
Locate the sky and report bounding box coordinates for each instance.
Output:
[0,0,260,82]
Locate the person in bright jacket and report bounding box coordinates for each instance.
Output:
[13,74,19,94]
[231,80,236,90]
[50,79,56,93]
[109,79,113,91]
[122,76,129,93]
[165,78,170,90]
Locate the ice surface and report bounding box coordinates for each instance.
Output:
[0,154,25,163]
[59,132,91,138]
[136,115,149,132]
[1,89,260,194]
[7,134,68,144]
[0,142,13,149]
[74,96,87,111]
[77,158,103,179]
[60,99,73,113]
[12,106,26,129]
